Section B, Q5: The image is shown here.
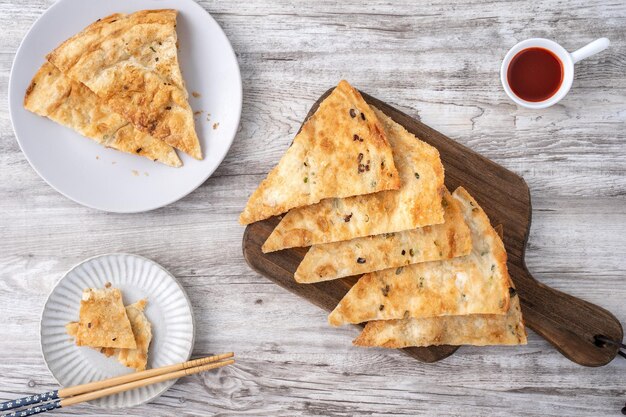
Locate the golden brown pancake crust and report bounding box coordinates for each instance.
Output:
[239,81,400,225]
[47,10,201,159]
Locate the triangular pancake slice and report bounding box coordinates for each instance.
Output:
[24,63,181,167]
[328,187,510,327]
[67,300,152,371]
[47,10,201,159]
[262,106,445,252]
[239,81,401,225]
[101,299,152,371]
[353,279,526,347]
[295,188,471,283]
[71,286,137,349]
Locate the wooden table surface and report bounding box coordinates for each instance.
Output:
[1,0,625,415]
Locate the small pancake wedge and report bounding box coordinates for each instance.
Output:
[100,299,152,371]
[71,286,137,349]
[295,188,471,283]
[353,280,526,347]
[68,300,153,371]
[328,187,510,327]
[24,62,181,167]
[47,10,201,159]
[239,81,400,225]
[262,106,445,252]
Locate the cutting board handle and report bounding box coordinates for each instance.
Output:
[516,266,623,366]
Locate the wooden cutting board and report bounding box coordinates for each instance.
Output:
[243,88,623,366]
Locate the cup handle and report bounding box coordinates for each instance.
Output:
[570,38,610,64]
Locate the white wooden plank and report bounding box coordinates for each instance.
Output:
[0,0,624,415]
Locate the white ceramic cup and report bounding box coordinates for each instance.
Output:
[500,37,610,109]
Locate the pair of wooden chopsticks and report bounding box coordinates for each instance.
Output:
[0,352,234,416]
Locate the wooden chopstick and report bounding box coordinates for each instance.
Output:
[61,352,234,398]
[0,353,234,416]
[61,359,235,407]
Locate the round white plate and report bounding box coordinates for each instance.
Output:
[8,0,242,213]
[40,254,195,408]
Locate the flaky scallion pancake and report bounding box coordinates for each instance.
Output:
[101,299,152,371]
[24,62,181,167]
[68,299,152,371]
[71,285,137,349]
[47,9,201,159]
[262,106,445,252]
[239,81,400,225]
[294,188,471,283]
[328,187,510,327]
[353,279,526,348]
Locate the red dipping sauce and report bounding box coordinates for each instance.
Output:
[507,47,563,102]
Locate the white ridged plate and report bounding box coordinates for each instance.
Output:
[9,0,242,213]
[40,254,195,408]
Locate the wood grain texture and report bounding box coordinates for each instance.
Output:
[0,0,625,416]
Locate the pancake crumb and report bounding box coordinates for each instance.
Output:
[193,110,203,116]
[192,91,201,98]
[132,170,139,176]
[96,155,100,160]
[213,122,219,130]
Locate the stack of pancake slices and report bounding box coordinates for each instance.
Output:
[66,284,152,371]
[240,80,527,349]
[24,9,202,167]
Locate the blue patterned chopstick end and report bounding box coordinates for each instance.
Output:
[2,399,61,417]
[0,391,58,413]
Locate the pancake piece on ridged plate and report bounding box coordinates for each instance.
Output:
[70,285,137,349]
[47,9,201,159]
[294,188,471,283]
[24,62,181,167]
[353,278,526,348]
[262,107,445,252]
[67,299,153,371]
[239,81,400,225]
[328,187,511,327]
[100,299,152,371]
